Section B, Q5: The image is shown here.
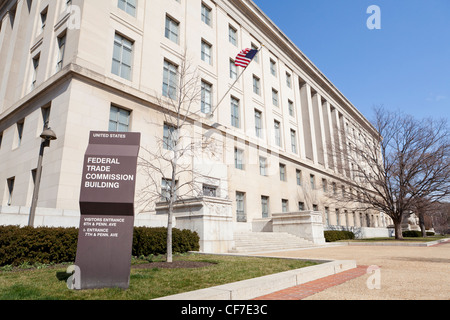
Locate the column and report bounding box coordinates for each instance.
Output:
[299,82,315,162]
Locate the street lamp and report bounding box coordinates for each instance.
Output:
[28,123,57,227]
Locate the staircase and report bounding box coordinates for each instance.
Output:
[230,232,315,253]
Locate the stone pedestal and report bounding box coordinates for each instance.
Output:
[272,211,326,245]
[155,197,234,253]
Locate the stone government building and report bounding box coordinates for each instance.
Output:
[0,0,393,253]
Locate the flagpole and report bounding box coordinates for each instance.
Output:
[208,45,263,118]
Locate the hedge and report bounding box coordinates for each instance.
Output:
[402,230,435,237]
[0,226,200,267]
[324,230,355,242]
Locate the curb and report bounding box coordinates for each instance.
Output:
[154,259,356,300]
[345,238,450,247]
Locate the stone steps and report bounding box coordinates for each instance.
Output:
[230,232,315,253]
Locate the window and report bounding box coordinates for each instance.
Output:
[322,179,327,192]
[161,178,177,201]
[109,106,130,132]
[274,120,281,147]
[251,43,259,63]
[163,60,178,99]
[286,72,292,88]
[229,59,237,79]
[296,169,302,186]
[290,129,297,153]
[165,15,179,44]
[261,196,269,218]
[234,148,244,170]
[313,204,318,211]
[163,124,177,151]
[202,184,217,197]
[41,106,51,129]
[229,25,237,46]
[201,81,212,113]
[288,100,294,117]
[201,3,212,26]
[236,192,246,222]
[118,0,136,16]
[325,207,330,225]
[31,55,40,89]
[230,97,240,128]
[259,157,267,176]
[6,177,15,206]
[201,40,212,65]
[254,110,263,138]
[272,89,278,107]
[336,209,340,226]
[298,202,304,211]
[56,32,66,71]
[40,7,48,32]
[270,59,277,76]
[112,33,133,80]
[279,163,286,181]
[310,174,315,189]
[16,120,24,147]
[282,199,288,213]
[252,75,260,95]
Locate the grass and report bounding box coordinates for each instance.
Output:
[0,253,318,300]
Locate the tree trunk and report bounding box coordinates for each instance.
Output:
[394,222,403,240]
[418,212,427,237]
[166,201,173,263]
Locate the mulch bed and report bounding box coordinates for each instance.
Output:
[132,261,215,269]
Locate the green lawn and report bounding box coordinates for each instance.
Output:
[0,254,318,300]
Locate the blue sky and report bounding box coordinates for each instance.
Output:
[254,0,450,123]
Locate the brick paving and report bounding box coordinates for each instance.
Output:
[254,265,369,300]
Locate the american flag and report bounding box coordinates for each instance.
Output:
[235,48,258,68]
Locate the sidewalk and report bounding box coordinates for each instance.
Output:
[250,240,450,300]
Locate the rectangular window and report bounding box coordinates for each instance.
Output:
[162,60,178,99]
[165,15,179,44]
[6,177,15,206]
[261,196,269,218]
[201,81,212,113]
[229,59,237,79]
[41,106,51,129]
[230,97,240,128]
[31,55,40,89]
[234,148,244,170]
[201,40,212,65]
[251,43,259,63]
[286,72,292,88]
[229,25,237,46]
[259,157,267,176]
[279,163,286,181]
[118,0,136,16]
[161,178,177,201]
[325,207,330,225]
[112,33,133,80]
[272,89,278,107]
[202,184,217,197]
[254,110,263,138]
[310,174,315,189]
[298,202,305,211]
[16,120,24,147]
[290,129,297,153]
[253,75,260,95]
[296,169,302,186]
[336,209,340,226]
[163,123,177,151]
[56,32,66,71]
[288,100,294,117]
[201,3,212,26]
[274,120,281,147]
[322,179,327,192]
[109,106,130,132]
[270,59,277,76]
[236,191,246,222]
[40,7,48,32]
[282,199,288,213]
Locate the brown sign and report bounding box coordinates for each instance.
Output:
[75,131,140,290]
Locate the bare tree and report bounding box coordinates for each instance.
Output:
[137,53,219,262]
[332,107,450,239]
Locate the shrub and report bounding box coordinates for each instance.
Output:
[402,230,422,237]
[0,226,200,267]
[324,230,355,242]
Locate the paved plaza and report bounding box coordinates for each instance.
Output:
[252,241,450,300]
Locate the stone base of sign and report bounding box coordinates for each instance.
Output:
[271,211,326,245]
[155,197,235,253]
